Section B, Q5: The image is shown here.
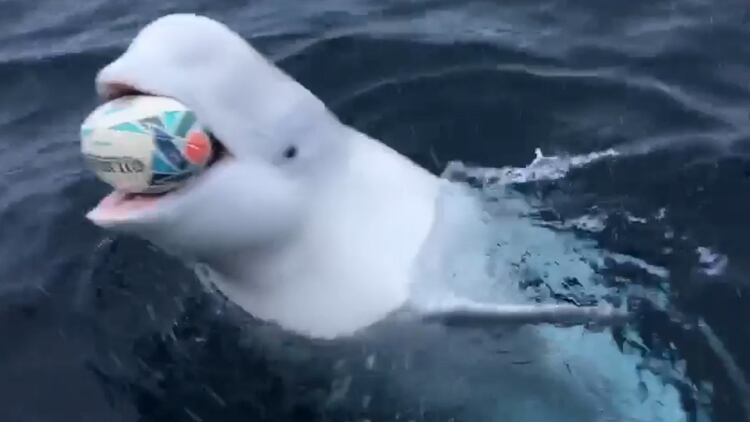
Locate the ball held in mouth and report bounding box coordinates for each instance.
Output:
[80,95,214,194]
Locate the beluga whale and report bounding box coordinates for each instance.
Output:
[82,13,696,422]
[86,13,624,339]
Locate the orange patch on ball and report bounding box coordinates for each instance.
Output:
[185,131,213,165]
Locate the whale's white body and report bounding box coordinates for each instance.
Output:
[84,14,690,421]
[198,131,443,338]
[88,14,447,338]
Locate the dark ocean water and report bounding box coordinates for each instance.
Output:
[2,0,750,421]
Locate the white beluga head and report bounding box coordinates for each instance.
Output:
[88,14,342,258]
[85,13,626,339]
[85,13,446,338]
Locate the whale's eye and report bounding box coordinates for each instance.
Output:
[283,146,297,160]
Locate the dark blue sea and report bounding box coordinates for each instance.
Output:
[2,0,750,421]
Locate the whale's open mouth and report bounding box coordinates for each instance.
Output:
[87,82,231,225]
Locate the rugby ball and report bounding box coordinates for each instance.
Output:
[80,95,213,194]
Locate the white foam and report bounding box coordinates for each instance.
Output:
[604,252,671,279]
[533,212,609,233]
[696,246,728,277]
[443,147,619,186]
[626,213,648,224]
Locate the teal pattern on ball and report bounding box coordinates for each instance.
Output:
[108,109,205,192]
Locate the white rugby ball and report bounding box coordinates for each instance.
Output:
[80,95,214,194]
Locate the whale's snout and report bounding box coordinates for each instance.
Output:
[84,13,325,259]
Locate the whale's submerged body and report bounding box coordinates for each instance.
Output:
[84,13,695,421]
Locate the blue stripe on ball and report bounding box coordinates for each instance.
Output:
[153,127,189,171]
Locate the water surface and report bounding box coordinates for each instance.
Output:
[1,0,749,421]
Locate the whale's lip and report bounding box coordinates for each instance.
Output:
[86,81,231,227]
[99,82,151,101]
[87,190,162,225]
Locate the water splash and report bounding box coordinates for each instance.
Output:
[443,147,619,186]
[432,147,712,421]
[696,246,728,277]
